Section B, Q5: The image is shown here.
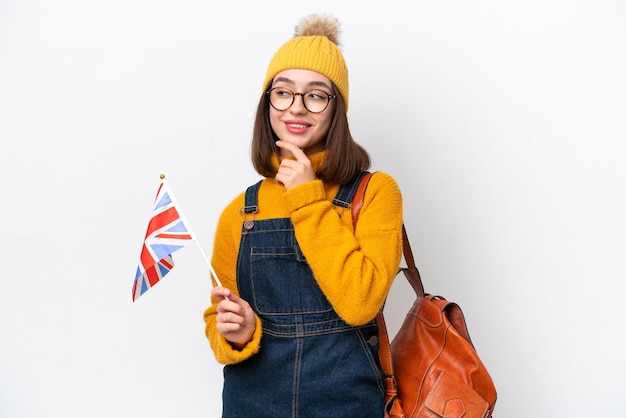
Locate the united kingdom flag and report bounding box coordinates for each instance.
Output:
[132,178,194,301]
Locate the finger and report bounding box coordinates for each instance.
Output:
[217,298,240,313]
[278,158,298,169]
[216,322,243,334]
[221,291,241,304]
[219,311,245,325]
[211,286,231,299]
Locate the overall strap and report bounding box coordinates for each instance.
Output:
[332,171,371,209]
[241,180,262,230]
[242,180,262,214]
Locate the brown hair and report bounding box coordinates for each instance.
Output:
[251,82,370,185]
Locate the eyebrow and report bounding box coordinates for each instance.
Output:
[273,76,332,91]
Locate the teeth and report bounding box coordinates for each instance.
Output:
[288,124,307,128]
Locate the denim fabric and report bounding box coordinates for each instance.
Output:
[222,176,385,418]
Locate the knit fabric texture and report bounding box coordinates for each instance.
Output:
[204,152,403,365]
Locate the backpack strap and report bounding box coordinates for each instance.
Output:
[350,174,424,297]
[351,171,372,227]
[350,173,420,417]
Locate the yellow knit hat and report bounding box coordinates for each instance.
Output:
[263,14,349,110]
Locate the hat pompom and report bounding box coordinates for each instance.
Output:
[294,14,341,48]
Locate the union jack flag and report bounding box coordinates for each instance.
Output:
[132,178,195,301]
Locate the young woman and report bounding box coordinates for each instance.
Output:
[204,14,403,417]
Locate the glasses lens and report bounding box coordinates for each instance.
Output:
[303,90,331,113]
[269,88,293,111]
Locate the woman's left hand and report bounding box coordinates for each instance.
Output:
[275,141,316,190]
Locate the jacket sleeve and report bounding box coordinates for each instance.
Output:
[282,172,403,325]
[203,194,263,364]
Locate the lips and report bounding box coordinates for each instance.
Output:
[287,123,309,129]
[284,120,311,133]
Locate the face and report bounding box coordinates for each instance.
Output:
[269,69,335,156]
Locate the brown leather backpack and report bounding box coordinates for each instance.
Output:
[353,172,497,418]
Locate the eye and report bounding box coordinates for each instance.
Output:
[273,88,293,97]
[306,90,328,101]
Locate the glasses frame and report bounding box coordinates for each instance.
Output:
[266,87,337,114]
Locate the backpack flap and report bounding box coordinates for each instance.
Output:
[422,370,490,418]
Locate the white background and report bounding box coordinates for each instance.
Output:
[1,0,625,417]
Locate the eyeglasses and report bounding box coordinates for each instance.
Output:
[266,87,337,113]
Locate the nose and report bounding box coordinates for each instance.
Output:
[289,93,308,114]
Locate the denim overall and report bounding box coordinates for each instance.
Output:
[222,173,385,418]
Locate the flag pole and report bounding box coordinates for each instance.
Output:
[159,174,224,288]
[194,241,223,288]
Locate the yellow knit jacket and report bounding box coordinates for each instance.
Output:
[204,152,403,364]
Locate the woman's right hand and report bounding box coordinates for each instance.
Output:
[211,286,256,349]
